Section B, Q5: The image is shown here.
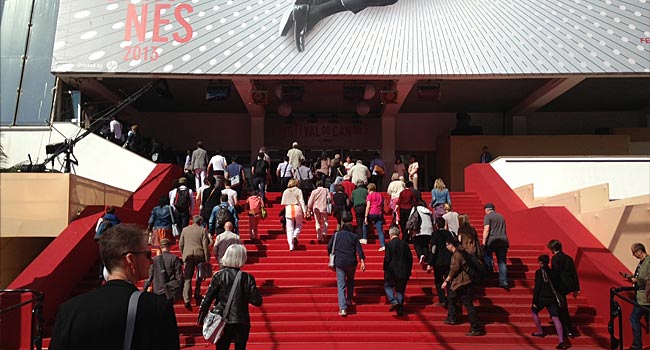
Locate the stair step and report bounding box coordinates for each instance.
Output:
[46,191,607,350]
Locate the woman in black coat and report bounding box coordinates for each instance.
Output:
[198,245,262,350]
[531,254,570,349]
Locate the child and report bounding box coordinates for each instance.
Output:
[531,254,571,349]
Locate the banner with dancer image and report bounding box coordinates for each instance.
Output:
[52,0,650,75]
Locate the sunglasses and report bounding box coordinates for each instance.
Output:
[122,250,152,259]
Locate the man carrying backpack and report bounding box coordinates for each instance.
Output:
[209,194,239,236]
[251,152,270,201]
[169,177,194,232]
[442,237,486,336]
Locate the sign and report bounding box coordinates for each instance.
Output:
[265,118,381,149]
[52,0,650,75]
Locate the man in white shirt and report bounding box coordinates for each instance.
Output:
[349,160,370,186]
[287,142,305,171]
[109,116,123,144]
[169,177,195,231]
[207,149,228,177]
[221,180,238,207]
[276,156,294,191]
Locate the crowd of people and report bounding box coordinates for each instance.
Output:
[47,141,650,350]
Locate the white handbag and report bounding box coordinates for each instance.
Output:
[328,233,338,270]
[203,271,242,343]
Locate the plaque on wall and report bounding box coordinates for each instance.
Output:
[265,118,380,150]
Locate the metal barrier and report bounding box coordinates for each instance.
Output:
[609,286,650,350]
[0,289,45,350]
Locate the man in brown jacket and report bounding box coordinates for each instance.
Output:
[179,215,211,309]
[441,237,485,336]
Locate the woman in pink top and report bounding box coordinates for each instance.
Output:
[307,180,330,243]
[362,183,386,251]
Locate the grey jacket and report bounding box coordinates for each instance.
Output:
[190,147,209,170]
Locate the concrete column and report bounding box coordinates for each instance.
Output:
[380,79,416,189]
[232,78,266,161]
[250,116,264,161]
[381,114,396,180]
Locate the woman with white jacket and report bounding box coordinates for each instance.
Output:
[409,200,434,270]
[281,178,310,251]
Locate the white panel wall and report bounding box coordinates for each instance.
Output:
[1,123,156,192]
[491,157,650,200]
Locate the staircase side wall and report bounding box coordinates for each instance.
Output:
[465,163,632,340]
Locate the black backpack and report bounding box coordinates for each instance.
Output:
[216,204,235,227]
[174,188,191,212]
[462,250,489,285]
[254,160,267,177]
[405,208,422,233]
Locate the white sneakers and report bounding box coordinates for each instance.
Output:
[378,246,385,251]
[339,309,347,316]
[359,239,368,244]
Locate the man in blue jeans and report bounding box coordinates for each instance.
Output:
[328,220,366,316]
[624,242,649,350]
[482,203,509,289]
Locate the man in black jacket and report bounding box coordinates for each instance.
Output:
[431,217,454,306]
[328,221,366,316]
[50,225,180,350]
[548,239,581,338]
[383,226,413,316]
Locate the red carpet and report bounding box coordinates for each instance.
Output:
[168,192,607,349]
[43,191,609,350]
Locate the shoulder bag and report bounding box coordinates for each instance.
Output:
[159,256,181,300]
[168,206,180,238]
[328,233,338,270]
[123,291,142,350]
[203,271,243,343]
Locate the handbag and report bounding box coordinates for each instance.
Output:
[326,193,332,215]
[328,232,338,270]
[261,206,267,219]
[203,271,243,343]
[168,206,180,238]
[230,174,240,186]
[198,262,213,279]
[373,164,385,176]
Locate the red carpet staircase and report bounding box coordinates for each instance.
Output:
[46,191,609,349]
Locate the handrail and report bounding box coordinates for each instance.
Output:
[0,289,45,350]
[609,286,650,350]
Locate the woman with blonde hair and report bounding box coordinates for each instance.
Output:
[386,172,405,212]
[430,178,450,221]
[281,178,309,250]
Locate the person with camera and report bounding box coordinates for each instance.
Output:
[621,243,650,350]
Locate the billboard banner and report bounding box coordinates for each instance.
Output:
[52,0,650,75]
